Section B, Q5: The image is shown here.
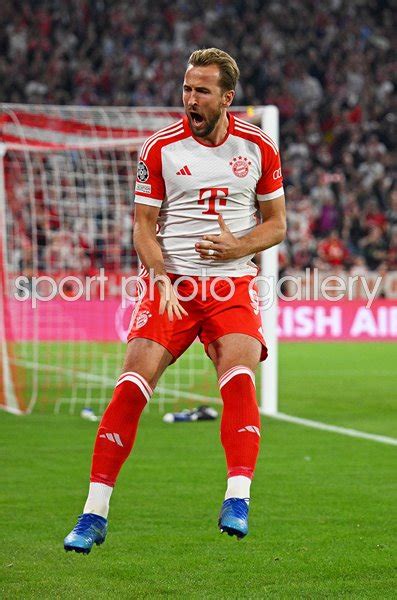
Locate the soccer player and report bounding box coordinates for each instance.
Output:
[64,47,286,553]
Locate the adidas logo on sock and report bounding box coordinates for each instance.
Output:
[237,425,261,436]
[176,165,192,175]
[99,432,124,446]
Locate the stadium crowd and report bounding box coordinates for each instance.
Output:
[1,0,396,276]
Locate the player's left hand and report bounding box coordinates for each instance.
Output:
[195,215,246,260]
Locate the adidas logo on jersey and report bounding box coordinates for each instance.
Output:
[176,165,192,175]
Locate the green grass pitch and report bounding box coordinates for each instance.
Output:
[1,342,396,599]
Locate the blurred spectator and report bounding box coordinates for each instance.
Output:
[359,227,389,270]
[387,227,397,270]
[318,231,350,268]
[315,196,340,237]
[291,238,316,270]
[349,256,369,278]
[387,190,397,226]
[363,199,387,231]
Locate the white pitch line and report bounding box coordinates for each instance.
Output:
[157,388,221,403]
[0,404,24,416]
[11,360,397,445]
[13,359,218,403]
[265,412,397,446]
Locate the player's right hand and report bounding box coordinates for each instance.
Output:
[156,276,188,321]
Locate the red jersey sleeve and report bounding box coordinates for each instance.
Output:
[256,137,284,202]
[134,140,165,207]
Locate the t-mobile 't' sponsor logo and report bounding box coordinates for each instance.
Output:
[198,187,228,215]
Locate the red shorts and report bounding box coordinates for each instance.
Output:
[127,274,268,362]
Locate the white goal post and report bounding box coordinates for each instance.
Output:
[260,106,280,416]
[0,103,279,416]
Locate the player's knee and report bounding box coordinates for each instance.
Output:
[209,334,261,376]
[119,363,157,389]
[217,361,259,380]
[122,338,171,388]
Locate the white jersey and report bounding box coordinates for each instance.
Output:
[134,113,284,276]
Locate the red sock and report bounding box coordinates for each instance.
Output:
[90,372,152,487]
[218,366,261,479]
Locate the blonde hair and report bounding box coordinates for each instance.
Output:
[187,48,240,92]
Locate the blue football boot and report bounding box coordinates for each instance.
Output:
[64,513,108,554]
[218,498,249,539]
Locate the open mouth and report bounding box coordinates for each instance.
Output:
[190,111,205,127]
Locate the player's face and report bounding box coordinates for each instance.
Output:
[183,64,231,138]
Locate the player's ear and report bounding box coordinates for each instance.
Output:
[223,89,235,107]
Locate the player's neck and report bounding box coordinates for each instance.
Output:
[198,112,229,147]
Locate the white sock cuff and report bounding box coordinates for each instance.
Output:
[225,475,252,500]
[83,482,113,518]
[115,371,153,403]
[218,365,255,390]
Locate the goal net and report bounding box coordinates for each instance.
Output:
[0,104,278,416]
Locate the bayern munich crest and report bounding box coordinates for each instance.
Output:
[229,156,251,178]
[137,160,149,182]
[135,310,152,329]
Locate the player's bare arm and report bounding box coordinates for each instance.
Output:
[133,204,188,320]
[195,194,286,260]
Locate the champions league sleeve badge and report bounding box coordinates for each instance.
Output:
[137,160,149,182]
